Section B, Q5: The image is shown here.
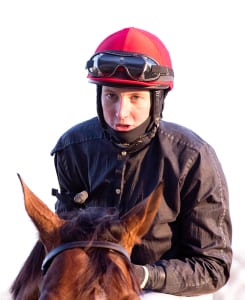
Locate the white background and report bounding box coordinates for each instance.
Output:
[0,1,244,299]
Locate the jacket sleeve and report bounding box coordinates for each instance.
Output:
[52,148,88,214]
[145,143,232,296]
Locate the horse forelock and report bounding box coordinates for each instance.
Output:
[54,207,141,298]
[76,249,140,299]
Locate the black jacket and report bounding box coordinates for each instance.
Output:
[51,117,232,296]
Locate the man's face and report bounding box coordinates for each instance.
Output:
[101,86,151,132]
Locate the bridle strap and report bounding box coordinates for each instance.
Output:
[41,241,130,275]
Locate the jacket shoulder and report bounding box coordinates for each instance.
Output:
[158,120,207,151]
[51,117,103,155]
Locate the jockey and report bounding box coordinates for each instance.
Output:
[51,27,232,297]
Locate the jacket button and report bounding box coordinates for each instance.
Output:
[115,188,121,195]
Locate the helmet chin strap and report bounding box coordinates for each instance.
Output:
[96,85,167,152]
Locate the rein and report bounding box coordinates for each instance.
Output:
[41,241,131,275]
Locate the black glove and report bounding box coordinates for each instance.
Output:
[132,263,166,291]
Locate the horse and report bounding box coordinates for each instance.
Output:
[11,174,162,300]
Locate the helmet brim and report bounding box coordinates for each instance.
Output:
[88,76,172,90]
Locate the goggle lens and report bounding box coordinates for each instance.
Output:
[86,52,173,82]
[99,55,145,77]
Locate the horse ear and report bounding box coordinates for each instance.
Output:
[120,182,163,251]
[17,174,65,249]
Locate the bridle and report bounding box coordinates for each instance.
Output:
[41,241,131,275]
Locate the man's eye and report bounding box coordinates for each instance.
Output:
[106,93,117,101]
[131,95,144,102]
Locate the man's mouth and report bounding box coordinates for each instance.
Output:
[115,123,132,131]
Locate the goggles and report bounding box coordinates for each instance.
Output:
[86,51,174,82]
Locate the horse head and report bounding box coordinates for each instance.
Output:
[15,174,163,299]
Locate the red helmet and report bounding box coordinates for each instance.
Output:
[86,27,174,90]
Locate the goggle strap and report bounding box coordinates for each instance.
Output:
[151,65,174,77]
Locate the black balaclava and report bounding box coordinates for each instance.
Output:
[96,85,168,152]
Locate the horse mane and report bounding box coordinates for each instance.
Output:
[10,240,45,299]
[11,206,140,299]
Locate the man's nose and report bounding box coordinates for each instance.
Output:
[115,98,130,119]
